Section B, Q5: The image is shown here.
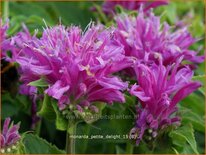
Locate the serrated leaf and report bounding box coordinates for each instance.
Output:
[1,102,19,119]
[1,93,31,117]
[51,100,68,131]
[180,107,205,133]
[21,133,65,154]
[37,94,56,120]
[182,144,197,154]
[169,124,199,154]
[181,92,205,115]
[28,78,48,87]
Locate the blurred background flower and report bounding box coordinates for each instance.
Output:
[0,117,21,154]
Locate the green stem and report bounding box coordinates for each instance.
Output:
[66,122,77,154]
[35,119,42,136]
[3,0,9,22]
[126,142,134,154]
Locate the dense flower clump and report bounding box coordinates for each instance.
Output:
[113,8,203,144]
[0,118,21,153]
[114,9,204,69]
[1,1,204,148]
[129,59,201,144]
[11,23,132,111]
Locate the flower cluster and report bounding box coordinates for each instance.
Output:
[0,118,21,153]
[2,1,204,148]
[112,8,203,144]
[114,9,204,70]
[129,60,201,144]
[102,0,168,15]
[12,23,132,112]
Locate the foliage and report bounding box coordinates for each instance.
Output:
[1,0,205,154]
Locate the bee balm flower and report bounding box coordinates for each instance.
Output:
[129,59,201,145]
[0,118,21,153]
[0,20,13,59]
[12,23,132,113]
[114,9,204,71]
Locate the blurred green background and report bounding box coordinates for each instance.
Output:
[1,0,205,154]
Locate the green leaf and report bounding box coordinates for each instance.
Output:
[20,133,65,154]
[169,124,199,154]
[125,94,136,106]
[182,144,197,154]
[1,101,19,119]
[51,100,68,131]
[153,134,176,154]
[180,107,205,133]
[28,78,48,87]
[10,2,55,25]
[192,74,205,84]
[37,94,56,120]
[16,140,26,154]
[115,145,126,154]
[1,93,31,118]
[87,104,134,144]
[7,15,27,36]
[92,3,108,24]
[181,92,205,115]
[192,74,205,95]
[172,147,179,154]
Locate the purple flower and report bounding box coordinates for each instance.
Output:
[0,20,8,58]
[114,9,204,73]
[0,20,11,59]
[0,118,21,153]
[102,0,168,15]
[12,23,132,112]
[0,19,19,61]
[129,59,201,145]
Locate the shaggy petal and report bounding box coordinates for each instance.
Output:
[130,84,150,102]
[130,61,201,145]
[170,82,201,109]
[12,23,128,111]
[0,118,21,148]
[114,8,204,76]
[45,80,70,100]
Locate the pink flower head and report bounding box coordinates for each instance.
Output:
[0,118,21,151]
[0,20,12,59]
[114,8,204,73]
[102,0,168,15]
[12,23,132,112]
[129,58,201,145]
